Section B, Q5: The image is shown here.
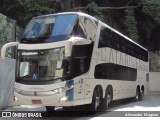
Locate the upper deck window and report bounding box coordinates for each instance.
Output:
[21,14,78,43]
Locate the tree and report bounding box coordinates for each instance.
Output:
[124,9,138,42]
[20,0,55,19]
[87,2,104,21]
[0,13,12,47]
[0,13,13,57]
[140,0,160,25]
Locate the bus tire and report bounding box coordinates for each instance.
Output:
[89,88,101,112]
[134,88,140,102]
[139,89,144,101]
[100,88,112,110]
[140,87,144,101]
[46,106,55,112]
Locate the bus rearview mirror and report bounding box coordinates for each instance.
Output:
[1,42,19,59]
[65,41,72,57]
[65,39,91,57]
[72,39,91,45]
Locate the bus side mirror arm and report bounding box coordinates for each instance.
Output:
[72,39,91,45]
[1,42,19,59]
[65,38,91,57]
[65,41,72,57]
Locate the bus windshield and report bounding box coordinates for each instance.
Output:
[21,14,78,43]
[16,48,70,81]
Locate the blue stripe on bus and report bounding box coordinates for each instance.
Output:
[65,80,74,101]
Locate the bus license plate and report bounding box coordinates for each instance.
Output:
[32,100,42,104]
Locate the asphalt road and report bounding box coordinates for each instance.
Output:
[1,93,160,120]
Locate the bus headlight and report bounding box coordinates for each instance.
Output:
[65,85,74,90]
[52,85,74,94]
[59,96,68,102]
[52,87,65,94]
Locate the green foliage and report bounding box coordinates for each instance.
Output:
[124,9,138,42]
[87,2,104,21]
[0,13,12,47]
[140,0,160,25]
[0,13,13,57]
[21,0,56,19]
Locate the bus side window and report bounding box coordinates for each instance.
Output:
[61,59,70,77]
[98,26,112,48]
[76,16,98,41]
[70,43,93,78]
[94,63,137,81]
[76,23,86,39]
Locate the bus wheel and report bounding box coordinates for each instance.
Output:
[101,88,111,110]
[134,88,140,102]
[89,88,100,112]
[139,89,144,101]
[46,106,55,112]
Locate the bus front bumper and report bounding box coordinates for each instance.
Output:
[14,91,74,107]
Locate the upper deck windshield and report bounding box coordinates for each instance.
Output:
[21,14,78,43]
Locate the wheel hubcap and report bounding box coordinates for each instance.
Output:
[107,94,111,104]
[95,96,100,109]
[136,91,139,99]
[141,90,144,96]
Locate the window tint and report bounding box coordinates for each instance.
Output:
[94,63,137,81]
[76,23,86,39]
[98,26,148,62]
[98,27,112,48]
[70,43,93,78]
[22,14,77,42]
[77,16,98,41]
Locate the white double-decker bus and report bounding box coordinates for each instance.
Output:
[1,12,149,112]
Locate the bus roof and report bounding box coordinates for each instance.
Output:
[34,12,99,22]
[34,12,147,51]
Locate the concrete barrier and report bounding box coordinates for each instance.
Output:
[149,72,160,92]
[0,58,15,110]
